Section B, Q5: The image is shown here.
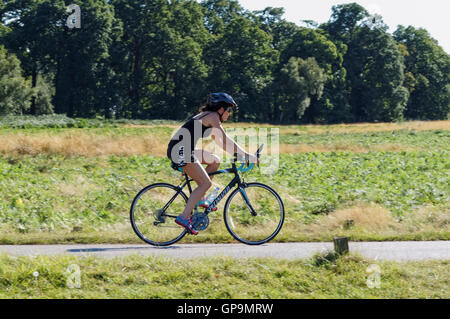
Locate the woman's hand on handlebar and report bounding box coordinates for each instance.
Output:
[245,153,259,165]
[233,152,259,167]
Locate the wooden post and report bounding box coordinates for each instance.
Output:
[334,237,349,255]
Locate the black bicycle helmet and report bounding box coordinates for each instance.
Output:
[204,93,237,122]
[207,92,237,109]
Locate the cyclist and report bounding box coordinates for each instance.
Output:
[166,93,258,235]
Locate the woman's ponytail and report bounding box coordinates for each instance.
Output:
[198,104,215,113]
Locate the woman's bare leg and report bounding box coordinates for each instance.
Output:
[193,149,220,180]
[180,161,212,219]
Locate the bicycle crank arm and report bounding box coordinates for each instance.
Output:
[152,223,182,228]
[164,214,178,218]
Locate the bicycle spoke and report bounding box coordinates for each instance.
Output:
[224,183,284,245]
[130,183,187,246]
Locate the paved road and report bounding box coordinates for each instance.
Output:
[0,241,449,261]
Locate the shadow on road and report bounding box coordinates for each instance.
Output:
[66,245,182,253]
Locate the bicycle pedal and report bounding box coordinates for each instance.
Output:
[186,228,199,235]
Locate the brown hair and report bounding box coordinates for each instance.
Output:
[198,104,216,113]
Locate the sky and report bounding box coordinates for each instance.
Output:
[234,0,450,53]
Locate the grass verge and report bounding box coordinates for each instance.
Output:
[0,253,448,298]
[1,203,448,244]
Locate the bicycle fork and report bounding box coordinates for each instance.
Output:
[239,185,257,216]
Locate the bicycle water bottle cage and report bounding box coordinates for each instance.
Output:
[196,199,217,211]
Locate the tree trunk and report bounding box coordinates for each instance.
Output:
[30,67,37,115]
[131,39,142,118]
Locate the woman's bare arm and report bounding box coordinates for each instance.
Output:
[204,113,247,157]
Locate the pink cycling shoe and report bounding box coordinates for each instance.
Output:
[175,215,198,235]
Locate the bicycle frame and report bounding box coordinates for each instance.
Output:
[131,144,285,246]
[170,161,257,216]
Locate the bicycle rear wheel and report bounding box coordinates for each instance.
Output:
[223,182,284,245]
[130,183,187,246]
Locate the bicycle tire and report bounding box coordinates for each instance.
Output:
[223,182,285,245]
[130,183,187,246]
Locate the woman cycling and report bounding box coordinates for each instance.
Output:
[166,93,258,235]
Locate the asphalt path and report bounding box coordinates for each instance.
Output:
[0,241,449,261]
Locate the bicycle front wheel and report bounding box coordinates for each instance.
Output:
[130,183,187,246]
[224,182,285,245]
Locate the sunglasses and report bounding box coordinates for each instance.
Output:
[225,106,237,113]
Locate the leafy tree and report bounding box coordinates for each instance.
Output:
[279,27,350,123]
[346,27,408,122]
[322,3,407,122]
[253,7,299,52]
[205,15,278,121]
[275,57,326,122]
[2,0,123,117]
[0,23,8,50]
[0,20,8,44]
[0,0,61,115]
[394,26,450,120]
[53,0,122,117]
[32,73,54,115]
[148,0,210,119]
[111,0,158,118]
[112,0,210,119]
[0,45,33,114]
[1,0,446,124]
[323,3,368,43]
[201,0,245,35]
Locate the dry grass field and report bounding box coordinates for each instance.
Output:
[0,120,448,157]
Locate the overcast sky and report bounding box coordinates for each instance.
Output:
[234,0,450,53]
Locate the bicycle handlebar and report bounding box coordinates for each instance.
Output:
[234,144,264,172]
[237,162,253,172]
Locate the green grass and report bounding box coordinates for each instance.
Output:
[0,150,448,244]
[0,253,448,298]
[271,151,449,216]
[0,114,181,129]
[0,123,448,244]
[280,129,450,151]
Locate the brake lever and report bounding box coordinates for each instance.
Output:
[255,150,260,168]
[233,153,238,163]
[255,143,263,168]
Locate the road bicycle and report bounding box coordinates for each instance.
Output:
[130,144,284,246]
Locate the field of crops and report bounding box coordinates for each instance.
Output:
[0,116,448,243]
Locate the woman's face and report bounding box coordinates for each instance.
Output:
[219,106,232,121]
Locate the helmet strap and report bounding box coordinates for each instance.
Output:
[216,111,224,123]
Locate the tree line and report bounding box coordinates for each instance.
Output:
[0,0,449,123]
